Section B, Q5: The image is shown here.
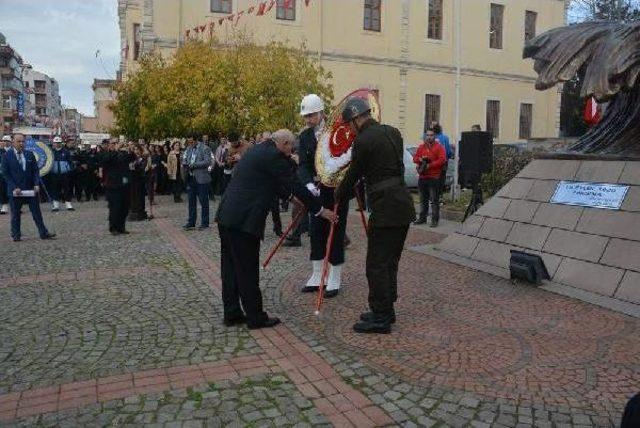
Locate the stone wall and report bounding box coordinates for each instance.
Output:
[437,159,640,307]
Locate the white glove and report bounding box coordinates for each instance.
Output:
[306,183,321,197]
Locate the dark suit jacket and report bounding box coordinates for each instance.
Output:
[99,150,135,190]
[297,126,317,186]
[216,140,320,239]
[1,148,40,195]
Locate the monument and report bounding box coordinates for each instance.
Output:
[432,21,640,316]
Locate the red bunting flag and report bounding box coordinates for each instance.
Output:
[235,10,245,25]
[227,13,235,21]
[199,25,206,33]
[265,0,276,13]
[218,17,225,25]
[305,0,311,6]
[209,21,215,37]
[185,29,190,38]
[256,1,267,15]
[248,5,255,13]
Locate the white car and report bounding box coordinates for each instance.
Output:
[403,146,454,189]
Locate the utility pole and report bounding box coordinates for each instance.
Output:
[452,0,462,201]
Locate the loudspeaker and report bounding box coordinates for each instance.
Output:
[459,131,493,187]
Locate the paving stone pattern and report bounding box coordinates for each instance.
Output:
[0,196,636,427]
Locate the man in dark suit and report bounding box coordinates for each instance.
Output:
[1,133,56,242]
[100,139,135,235]
[216,129,336,330]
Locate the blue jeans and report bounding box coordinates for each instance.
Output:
[9,195,49,239]
[186,176,210,227]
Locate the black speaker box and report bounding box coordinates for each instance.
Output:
[459,131,493,186]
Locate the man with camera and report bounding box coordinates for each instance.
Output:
[413,128,446,227]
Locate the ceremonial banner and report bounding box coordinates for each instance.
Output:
[24,137,53,177]
[315,88,381,188]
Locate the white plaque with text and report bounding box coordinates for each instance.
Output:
[551,181,629,210]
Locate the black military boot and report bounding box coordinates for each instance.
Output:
[353,313,393,334]
[360,309,396,324]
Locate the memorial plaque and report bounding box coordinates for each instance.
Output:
[551,181,629,210]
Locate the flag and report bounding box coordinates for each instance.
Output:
[235,10,245,25]
[193,26,199,34]
[219,17,225,25]
[199,25,206,33]
[305,0,311,6]
[209,21,215,37]
[265,0,276,13]
[248,5,255,13]
[256,1,267,15]
[227,14,235,21]
[186,29,191,38]
[584,97,602,127]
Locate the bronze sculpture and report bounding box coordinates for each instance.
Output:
[523,21,640,156]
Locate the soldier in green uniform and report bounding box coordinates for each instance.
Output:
[335,98,416,334]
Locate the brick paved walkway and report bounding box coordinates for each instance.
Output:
[0,196,637,427]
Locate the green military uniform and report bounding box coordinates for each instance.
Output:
[336,118,416,321]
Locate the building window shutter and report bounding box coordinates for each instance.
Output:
[490,3,504,49]
[424,94,441,133]
[276,0,296,20]
[428,0,443,40]
[519,103,533,139]
[211,0,232,13]
[486,100,501,139]
[364,0,382,32]
[525,10,537,42]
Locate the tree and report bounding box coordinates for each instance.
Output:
[111,35,333,140]
[560,0,640,137]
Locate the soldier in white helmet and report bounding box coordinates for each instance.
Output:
[0,135,11,214]
[49,136,75,212]
[295,94,349,299]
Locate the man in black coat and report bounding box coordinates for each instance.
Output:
[216,129,336,330]
[296,94,349,299]
[100,139,135,235]
[335,98,416,334]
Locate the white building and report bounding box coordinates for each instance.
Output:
[22,65,62,128]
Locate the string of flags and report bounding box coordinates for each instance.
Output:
[185,0,312,40]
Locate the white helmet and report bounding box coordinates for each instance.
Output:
[300,94,325,116]
[1,135,11,142]
[53,136,63,143]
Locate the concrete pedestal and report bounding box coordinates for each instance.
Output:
[433,156,640,316]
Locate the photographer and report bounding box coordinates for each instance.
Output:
[413,128,446,227]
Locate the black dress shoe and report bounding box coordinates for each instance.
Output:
[197,225,209,230]
[0,211,6,215]
[283,238,302,247]
[324,289,339,298]
[223,314,247,327]
[413,218,426,225]
[353,316,392,334]
[274,230,283,237]
[117,230,130,235]
[12,237,21,242]
[301,286,319,293]
[247,317,281,330]
[360,311,396,324]
[183,224,195,231]
[430,221,439,228]
[41,233,57,240]
[110,230,119,236]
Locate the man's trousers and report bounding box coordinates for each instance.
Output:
[106,186,130,233]
[309,186,349,265]
[218,224,267,325]
[9,195,49,239]
[366,226,409,315]
[49,173,73,202]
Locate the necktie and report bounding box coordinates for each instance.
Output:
[16,151,25,170]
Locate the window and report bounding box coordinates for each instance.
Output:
[519,103,533,139]
[36,107,46,115]
[424,94,441,133]
[211,0,232,13]
[276,0,295,20]
[486,100,501,139]
[35,93,47,106]
[34,80,46,92]
[25,81,29,88]
[133,23,141,61]
[525,10,537,42]
[490,3,504,49]
[428,0,443,40]
[2,95,11,109]
[364,0,381,32]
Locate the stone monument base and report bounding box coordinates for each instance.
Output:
[432,155,640,317]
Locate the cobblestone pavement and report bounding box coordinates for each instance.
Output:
[0,196,637,427]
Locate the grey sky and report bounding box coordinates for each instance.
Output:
[0,0,119,116]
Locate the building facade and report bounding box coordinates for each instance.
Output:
[0,36,26,134]
[22,65,63,129]
[119,0,568,143]
[82,79,116,133]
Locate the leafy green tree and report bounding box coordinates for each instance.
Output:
[111,35,333,139]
